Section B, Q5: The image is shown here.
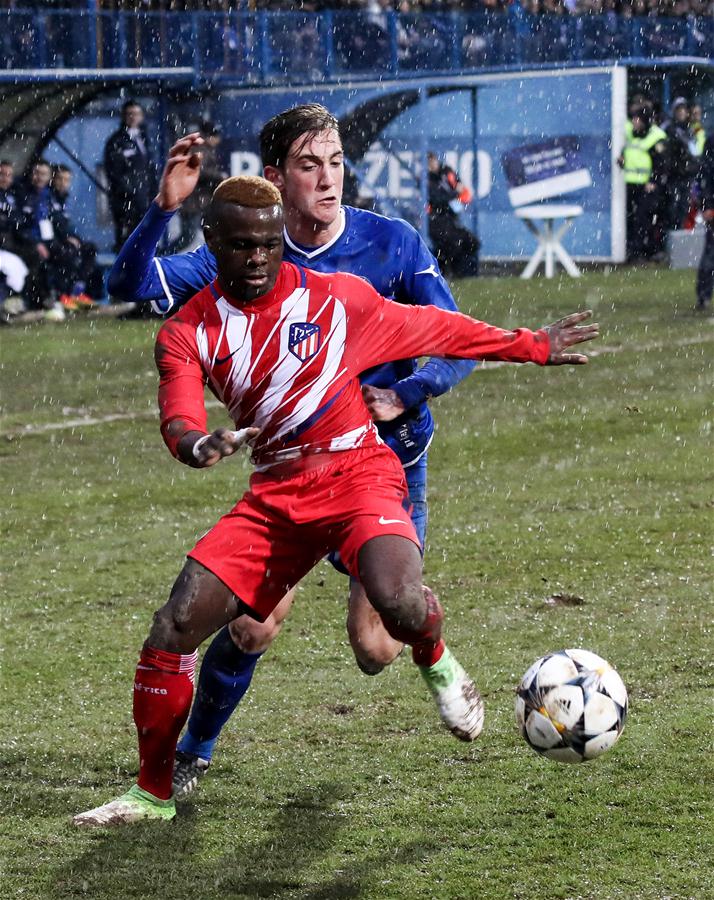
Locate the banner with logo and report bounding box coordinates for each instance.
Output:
[214,66,626,261]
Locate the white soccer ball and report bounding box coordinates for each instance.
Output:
[515,649,628,763]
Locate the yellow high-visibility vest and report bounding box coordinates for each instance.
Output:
[692,125,706,157]
[623,124,667,185]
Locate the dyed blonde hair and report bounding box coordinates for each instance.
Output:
[212,175,282,208]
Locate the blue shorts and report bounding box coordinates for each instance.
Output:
[329,452,428,575]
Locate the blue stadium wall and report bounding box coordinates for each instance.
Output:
[35,62,713,261]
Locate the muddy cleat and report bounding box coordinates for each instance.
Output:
[419,645,484,741]
[172,751,210,800]
[72,784,176,827]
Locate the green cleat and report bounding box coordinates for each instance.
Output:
[73,784,176,828]
[419,645,485,741]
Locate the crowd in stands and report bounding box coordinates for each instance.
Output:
[2,0,712,16]
[519,0,713,16]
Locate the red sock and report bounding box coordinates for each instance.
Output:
[380,586,446,667]
[133,646,197,800]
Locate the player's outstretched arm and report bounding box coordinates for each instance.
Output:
[542,310,600,365]
[177,427,260,468]
[350,280,599,370]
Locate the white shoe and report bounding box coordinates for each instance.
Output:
[2,295,26,316]
[44,302,66,323]
[73,784,176,827]
[419,646,484,741]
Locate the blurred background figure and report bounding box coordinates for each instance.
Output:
[426,151,479,278]
[176,119,227,252]
[620,102,668,262]
[663,98,699,233]
[690,103,706,158]
[13,158,65,319]
[49,164,104,310]
[695,133,714,313]
[0,159,29,320]
[103,100,156,251]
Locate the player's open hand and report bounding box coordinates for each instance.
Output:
[543,310,599,365]
[156,133,205,212]
[362,385,407,422]
[193,427,260,467]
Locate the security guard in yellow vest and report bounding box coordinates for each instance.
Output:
[619,105,668,261]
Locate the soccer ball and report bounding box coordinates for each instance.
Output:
[515,649,628,763]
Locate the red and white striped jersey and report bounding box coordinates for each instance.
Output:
[156,262,550,471]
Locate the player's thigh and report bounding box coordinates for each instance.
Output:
[149,558,246,654]
[357,534,424,624]
[229,588,296,653]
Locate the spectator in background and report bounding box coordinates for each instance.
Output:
[0,160,17,240]
[0,159,29,319]
[690,103,706,157]
[49,164,104,308]
[695,133,714,313]
[426,151,479,277]
[663,98,698,232]
[14,158,66,320]
[619,103,668,262]
[104,100,156,251]
[334,0,390,72]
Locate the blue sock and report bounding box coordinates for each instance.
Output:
[177,626,262,761]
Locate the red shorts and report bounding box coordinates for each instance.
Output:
[188,444,419,621]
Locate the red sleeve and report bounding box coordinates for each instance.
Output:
[154,309,208,460]
[340,275,550,372]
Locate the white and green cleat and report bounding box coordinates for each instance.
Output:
[419,645,484,741]
[72,784,176,828]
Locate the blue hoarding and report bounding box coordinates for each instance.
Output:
[214,68,626,261]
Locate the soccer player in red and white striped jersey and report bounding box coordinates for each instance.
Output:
[74,176,597,827]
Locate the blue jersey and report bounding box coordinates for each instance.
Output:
[109,202,476,465]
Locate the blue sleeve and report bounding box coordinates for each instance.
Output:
[107,202,216,314]
[390,222,477,410]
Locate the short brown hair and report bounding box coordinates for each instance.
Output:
[259,103,340,169]
[212,175,282,208]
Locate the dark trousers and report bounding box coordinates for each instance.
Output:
[110,195,150,252]
[13,242,49,309]
[428,213,480,277]
[626,183,660,260]
[696,223,714,308]
[668,180,692,231]
[48,239,103,298]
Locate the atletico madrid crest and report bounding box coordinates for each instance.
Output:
[288,322,321,362]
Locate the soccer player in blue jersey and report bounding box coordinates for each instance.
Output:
[109,104,481,796]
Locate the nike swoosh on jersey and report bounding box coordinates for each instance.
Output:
[378,516,407,525]
[214,348,239,366]
[414,264,439,278]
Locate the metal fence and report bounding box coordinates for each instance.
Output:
[2,9,712,79]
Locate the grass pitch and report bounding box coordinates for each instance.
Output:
[1,267,713,900]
